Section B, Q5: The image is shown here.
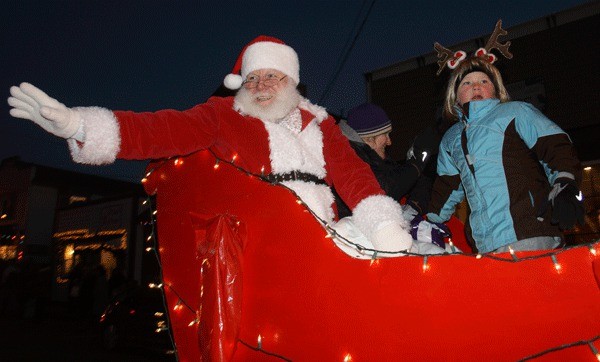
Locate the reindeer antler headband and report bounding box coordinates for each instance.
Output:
[434,20,513,76]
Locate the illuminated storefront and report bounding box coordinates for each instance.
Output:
[52,198,140,300]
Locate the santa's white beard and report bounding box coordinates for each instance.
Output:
[234,82,301,123]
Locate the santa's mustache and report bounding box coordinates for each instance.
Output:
[233,81,301,122]
[254,92,274,102]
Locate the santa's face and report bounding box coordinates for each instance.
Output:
[235,68,301,122]
[457,71,496,106]
[243,69,288,108]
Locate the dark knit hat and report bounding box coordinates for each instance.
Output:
[346,103,392,138]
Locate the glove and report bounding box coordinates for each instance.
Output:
[538,177,584,230]
[406,126,441,171]
[410,215,451,249]
[8,82,81,139]
[371,221,413,252]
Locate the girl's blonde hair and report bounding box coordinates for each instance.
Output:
[442,57,510,122]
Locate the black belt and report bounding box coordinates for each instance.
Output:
[266,171,327,186]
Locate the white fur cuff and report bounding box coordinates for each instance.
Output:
[67,106,121,165]
[351,195,408,241]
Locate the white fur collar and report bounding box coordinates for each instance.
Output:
[233,97,328,125]
[298,98,328,124]
[262,112,333,222]
[262,118,326,178]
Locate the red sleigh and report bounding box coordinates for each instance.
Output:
[142,150,600,361]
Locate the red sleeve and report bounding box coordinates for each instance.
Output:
[115,97,232,160]
[321,117,385,210]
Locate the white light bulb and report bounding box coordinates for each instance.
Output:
[551,255,561,272]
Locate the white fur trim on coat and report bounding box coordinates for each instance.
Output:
[298,98,328,123]
[262,118,326,178]
[282,181,335,223]
[352,195,409,241]
[262,108,334,222]
[67,107,120,165]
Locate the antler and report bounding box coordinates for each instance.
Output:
[434,42,454,76]
[434,20,512,76]
[484,20,513,59]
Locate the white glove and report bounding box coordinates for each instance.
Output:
[8,82,81,139]
[371,221,413,253]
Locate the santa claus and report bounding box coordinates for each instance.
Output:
[8,35,418,254]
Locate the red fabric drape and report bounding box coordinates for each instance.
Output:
[191,213,245,361]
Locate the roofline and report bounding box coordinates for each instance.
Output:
[367,1,600,82]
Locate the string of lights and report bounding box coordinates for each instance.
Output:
[201,150,600,262]
[238,338,293,362]
[518,335,600,361]
[141,195,179,359]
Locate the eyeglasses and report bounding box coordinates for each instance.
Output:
[242,74,287,89]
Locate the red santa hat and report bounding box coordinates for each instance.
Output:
[223,35,300,90]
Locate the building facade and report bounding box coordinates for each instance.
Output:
[0,157,153,301]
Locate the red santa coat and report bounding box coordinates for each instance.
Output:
[68,96,406,240]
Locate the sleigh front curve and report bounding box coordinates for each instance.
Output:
[142,150,600,361]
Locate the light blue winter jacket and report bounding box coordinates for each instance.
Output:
[427,99,579,252]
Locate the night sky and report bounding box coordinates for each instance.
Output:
[0,0,589,182]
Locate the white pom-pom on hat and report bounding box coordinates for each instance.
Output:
[223,74,243,90]
[223,35,299,90]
